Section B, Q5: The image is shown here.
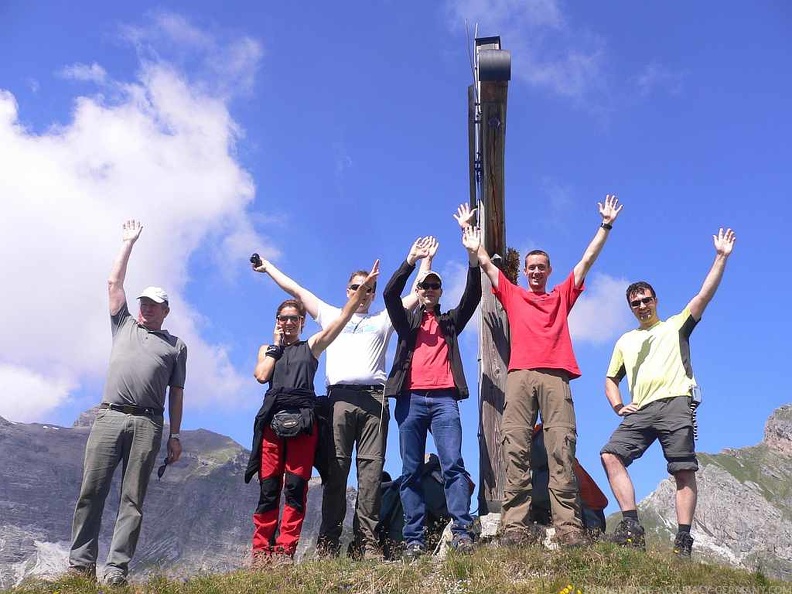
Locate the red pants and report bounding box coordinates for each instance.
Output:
[252,424,317,555]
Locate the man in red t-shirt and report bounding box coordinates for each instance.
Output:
[463,196,623,547]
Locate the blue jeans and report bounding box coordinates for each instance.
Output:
[395,390,473,545]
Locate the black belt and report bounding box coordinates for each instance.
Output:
[329,384,383,392]
[101,403,162,416]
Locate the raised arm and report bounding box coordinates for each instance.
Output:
[166,387,184,462]
[572,195,623,288]
[402,236,437,310]
[252,258,321,319]
[309,261,380,357]
[453,203,500,288]
[452,226,483,331]
[108,220,143,315]
[687,228,736,321]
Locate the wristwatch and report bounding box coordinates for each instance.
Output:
[169,433,180,441]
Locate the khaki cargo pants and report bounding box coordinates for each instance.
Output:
[500,368,583,534]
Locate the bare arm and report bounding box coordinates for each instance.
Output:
[605,376,638,417]
[253,325,284,384]
[166,386,184,462]
[453,203,500,288]
[687,228,736,321]
[108,220,143,315]
[309,261,380,357]
[572,195,623,288]
[252,258,321,319]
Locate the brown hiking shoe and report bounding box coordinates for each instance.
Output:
[556,527,590,548]
[67,565,96,581]
[499,523,545,547]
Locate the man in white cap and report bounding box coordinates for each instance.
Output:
[69,220,187,585]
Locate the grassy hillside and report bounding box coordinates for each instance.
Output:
[7,542,787,594]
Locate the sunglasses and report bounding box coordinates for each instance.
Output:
[629,296,655,308]
[277,314,302,323]
[157,457,169,479]
[418,282,442,290]
[348,284,374,294]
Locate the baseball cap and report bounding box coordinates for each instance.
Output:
[137,286,169,304]
[416,270,443,286]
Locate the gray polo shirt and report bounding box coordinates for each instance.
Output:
[101,302,187,411]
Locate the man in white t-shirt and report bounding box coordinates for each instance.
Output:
[253,241,434,558]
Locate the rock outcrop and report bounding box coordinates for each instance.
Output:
[631,404,792,580]
[0,415,355,588]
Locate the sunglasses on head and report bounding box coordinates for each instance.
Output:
[418,282,442,290]
[277,314,302,323]
[157,457,169,479]
[629,296,655,308]
[348,284,374,294]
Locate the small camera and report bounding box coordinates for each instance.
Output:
[250,253,262,267]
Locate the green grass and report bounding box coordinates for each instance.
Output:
[6,543,790,594]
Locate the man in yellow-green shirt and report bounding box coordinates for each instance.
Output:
[600,228,736,558]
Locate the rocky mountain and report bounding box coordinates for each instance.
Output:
[0,408,356,589]
[626,404,792,581]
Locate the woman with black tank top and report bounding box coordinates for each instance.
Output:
[246,261,379,564]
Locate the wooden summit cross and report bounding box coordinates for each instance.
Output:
[468,35,511,515]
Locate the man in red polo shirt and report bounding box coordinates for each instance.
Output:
[465,196,623,546]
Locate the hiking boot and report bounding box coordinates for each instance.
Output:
[104,572,128,586]
[252,549,273,568]
[361,543,384,561]
[556,527,590,548]
[272,545,295,565]
[673,532,694,558]
[402,541,425,562]
[451,534,474,554]
[316,538,341,559]
[610,518,646,550]
[499,523,544,547]
[67,565,96,581]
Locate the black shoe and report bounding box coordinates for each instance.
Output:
[673,532,694,558]
[402,541,425,562]
[610,518,646,550]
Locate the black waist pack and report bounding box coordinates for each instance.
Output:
[270,409,303,438]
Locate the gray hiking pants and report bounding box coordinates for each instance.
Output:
[319,386,388,552]
[69,408,163,578]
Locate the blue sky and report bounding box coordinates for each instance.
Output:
[1,1,790,515]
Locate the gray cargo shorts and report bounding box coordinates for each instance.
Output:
[600,395,698,474]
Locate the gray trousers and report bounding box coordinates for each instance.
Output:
[69,408,163,578]
[319,387,388,552]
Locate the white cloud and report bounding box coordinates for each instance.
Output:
[569,272,633,344]
[0,365,76,423]
[446,0,605,99]
[59,63,108,84]
[121,11,264,97]
[635,61,685,97]
[0,15,266,422]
